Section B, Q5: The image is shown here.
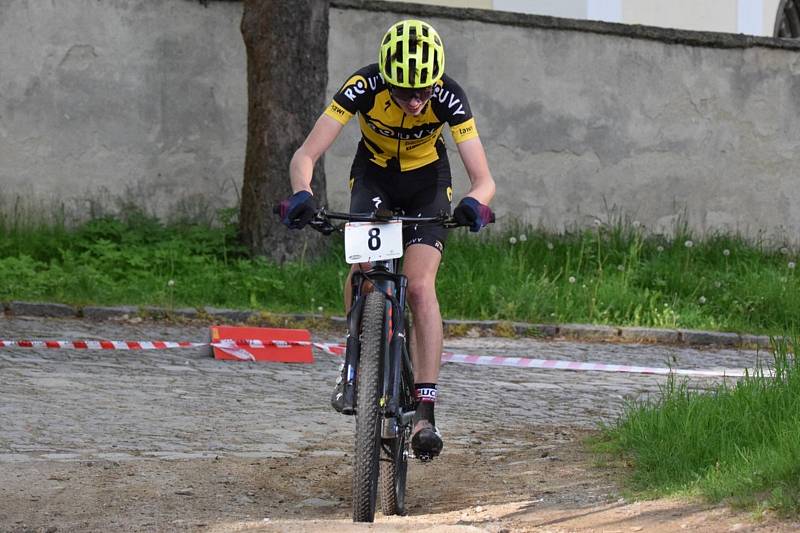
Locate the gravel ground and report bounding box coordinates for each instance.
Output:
[0,316,794,532]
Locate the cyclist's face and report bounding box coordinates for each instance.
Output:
[390,85,433,116]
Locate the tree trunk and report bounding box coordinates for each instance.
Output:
[239,0,329,262]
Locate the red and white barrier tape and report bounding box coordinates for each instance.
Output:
[0,338,746,377]
[0,339,204,350]
[439,352,747,378]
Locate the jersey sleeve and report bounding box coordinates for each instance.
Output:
[323,65,377,126]
[432,74,480,144]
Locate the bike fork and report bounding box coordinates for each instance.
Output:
[339,272,367,415]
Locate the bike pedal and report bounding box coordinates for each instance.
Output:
[410,450,437,462]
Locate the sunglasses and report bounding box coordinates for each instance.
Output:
[389,85,434,103]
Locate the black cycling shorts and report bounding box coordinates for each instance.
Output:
[348,150,452,253]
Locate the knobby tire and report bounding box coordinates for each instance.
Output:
[379,316,412,516]
[352,291,386,522]
[379,421,408,515]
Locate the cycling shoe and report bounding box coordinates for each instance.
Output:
[330,363,347,413]
[411,424,443,461]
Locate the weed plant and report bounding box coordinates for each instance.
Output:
[596,336,800,514]
[0,213,798,334]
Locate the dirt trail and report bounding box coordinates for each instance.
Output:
[0,317,796,532]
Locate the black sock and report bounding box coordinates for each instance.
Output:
[414,383,437,427]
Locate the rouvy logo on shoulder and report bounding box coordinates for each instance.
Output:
[343,79,366,101]
[343,74,384,101]
[432,85,465,116]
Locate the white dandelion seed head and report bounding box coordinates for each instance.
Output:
[684,240,694,248]
[509,237,517,245]
[723,249,730,256]
[657,245,664,253]
[781,247,790,255]
[617,264,625,272]
[789,261,796,270]
[519,234,527,242]
[167,279,175,287]
[546,242,554,250]
[632,220,641,228]
[714,281,722,288]
[317,306,324,312]
[593,219,602,227]
[698,296,707,304]
[568,276,576,284]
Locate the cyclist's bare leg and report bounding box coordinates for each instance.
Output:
[343,264,373,314]
[402,244,443,438]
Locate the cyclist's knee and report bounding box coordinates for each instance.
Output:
[406,279,437,310]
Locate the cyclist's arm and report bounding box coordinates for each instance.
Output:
[289,114,344,194]
[456,136,496,205]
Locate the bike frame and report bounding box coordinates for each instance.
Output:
[341,257,415,433]
[312,208,453,423]
[306,207,461,521]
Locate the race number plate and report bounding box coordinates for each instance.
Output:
[344,221,403,264]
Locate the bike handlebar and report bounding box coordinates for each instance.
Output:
[272,204,491,235]
[307,207,462,235]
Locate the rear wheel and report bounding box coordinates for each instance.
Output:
[380,425,408,515]
[352,291,386,522]
[380,332,413,515]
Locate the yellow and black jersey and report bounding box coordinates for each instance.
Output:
[324,63,479,172]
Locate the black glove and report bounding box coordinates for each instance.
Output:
[278,191,316,229]
[452,197,495,232]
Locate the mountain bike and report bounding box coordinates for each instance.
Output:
[306,206,462,522]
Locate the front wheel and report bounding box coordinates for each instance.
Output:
[352,291,386,522]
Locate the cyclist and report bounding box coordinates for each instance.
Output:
[279,19,496,460]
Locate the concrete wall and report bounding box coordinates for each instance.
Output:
[0,0,246,223]
[3,0,800,240]
[328,3,800,238]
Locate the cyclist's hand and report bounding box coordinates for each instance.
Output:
[278,191,316,229]
[453,197,494,232]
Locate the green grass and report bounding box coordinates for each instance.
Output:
[595,336,800,514]
[0,212,798,335]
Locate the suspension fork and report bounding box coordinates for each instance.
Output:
[384,274,408,418]
[339,271,367,415]
[341,266,403,414]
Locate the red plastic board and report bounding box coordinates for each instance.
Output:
[210,325,313,363]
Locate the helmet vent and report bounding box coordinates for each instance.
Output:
[408,58,417,85]
[422,41,429,63]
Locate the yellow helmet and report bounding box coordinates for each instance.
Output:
[379,19,445,88]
